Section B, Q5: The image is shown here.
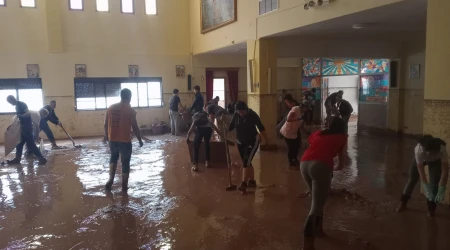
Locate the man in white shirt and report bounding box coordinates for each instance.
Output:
[397,135,449,217]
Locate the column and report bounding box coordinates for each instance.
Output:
[247,39,278,148]
[423,0,450,204]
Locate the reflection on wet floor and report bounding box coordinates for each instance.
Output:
[1,126,450,249]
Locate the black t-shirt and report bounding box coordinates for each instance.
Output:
[229,109,265,145]
[169,95,181,112]
[325,92,338,106]
[207,104,228,117]
[16,101,33,132]
[338,100,353,116]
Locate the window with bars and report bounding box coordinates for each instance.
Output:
[74,77,163,111]
[0,78,43,113]
[121,0,134,14]
[69,0,83,10]
[259,0,278,15]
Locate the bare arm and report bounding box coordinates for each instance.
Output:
[335,144,347,171]
[187,123,196,140]
[104,112,109,141]
[131,113,143,143]
[211,123,223,138]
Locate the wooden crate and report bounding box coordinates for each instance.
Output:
[187,140,227,163]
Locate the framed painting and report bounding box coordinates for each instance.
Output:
[128,65,139,77]
[201,0,237,34]
[176,65,185,77]
[360,59,389,74]
[302,58,321,76]
[26,64,39,78]
[322,58,359,76]
[75,64,87,77]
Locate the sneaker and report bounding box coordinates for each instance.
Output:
[38,158,48,165]
[247,179,257,188]
[238,181,247,192]
[205,161,210,168]
[6,158,21,164]
[191,164,199,172]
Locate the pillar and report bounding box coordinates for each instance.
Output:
[45,0,64,53]
[423,0,450,204]
[247,39,278,147]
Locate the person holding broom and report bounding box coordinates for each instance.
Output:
[228,101,267,193]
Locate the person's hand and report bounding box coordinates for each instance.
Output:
[422,182,434,201]
[333,164,344,171]
[435,186,446,203]
[58,121,62,126]
[139,140,144,148]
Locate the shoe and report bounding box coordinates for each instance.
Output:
[238,181,247,192]
[247,179,257,188]
[191,164,199,172]
[38,158,48,165]
[105,164,117,190]
[205,161,210,168]
[52,145,63,150]
[122,173,129,192]
[7,158,21,164]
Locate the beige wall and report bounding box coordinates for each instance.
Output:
[0,0,193,143]
[189,0,404,54]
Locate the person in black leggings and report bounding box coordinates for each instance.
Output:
[187,112,221,171]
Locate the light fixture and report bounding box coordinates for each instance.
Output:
[352,24,370,29]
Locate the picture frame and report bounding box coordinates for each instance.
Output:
[75,64,87,77]
[409,64,420,79]
[200,0,237,34]
[176,65,185,77]
[128,65,139,77]
[26,64,39,78]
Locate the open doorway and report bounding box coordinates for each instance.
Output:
[321,75,359,128]
[213,78,226,108]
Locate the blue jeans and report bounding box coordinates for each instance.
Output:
[109,142,133,174]
[16,130,44,160]
[40,120,56,143]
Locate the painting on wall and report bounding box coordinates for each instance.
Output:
[359,74,389,103]
[409,64,420,79]
[176,65,185,77]
[128,65,139,77]
[26,64,39,78]
[201,0,237,34]
[360,59,389,74]
[322,58,359,76]
[302,77,321,100]
[302,58,321,76]
[75,64,87,77]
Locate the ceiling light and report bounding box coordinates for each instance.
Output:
[352,24,369,29]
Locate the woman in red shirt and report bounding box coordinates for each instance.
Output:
[300,117,347,250]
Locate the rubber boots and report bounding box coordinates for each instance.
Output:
[105,163,117,190]
[396,194,410,213]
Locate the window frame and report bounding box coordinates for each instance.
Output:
[259,0,279,16]
[20,0,36,8]
[96,0,109,12]
[120,0,134,14]
[69,0,84,11]
[0,0,6,7]
[0,78,43,115]
[145,0,157,15]
[74,77,164,111]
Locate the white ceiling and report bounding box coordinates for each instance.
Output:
[202,0,427,55]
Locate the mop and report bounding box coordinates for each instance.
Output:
[223,119,237,191]
[60,124,83,148]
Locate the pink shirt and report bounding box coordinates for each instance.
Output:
[281,106,302,139]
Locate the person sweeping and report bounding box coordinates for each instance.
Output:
[187,111,222,171]
[228,101,267,193]
[299,117,347,250]
[397,135,448,217]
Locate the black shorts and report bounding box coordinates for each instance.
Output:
[237,140,260,168]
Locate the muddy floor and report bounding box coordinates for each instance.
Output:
[1,124,450,250]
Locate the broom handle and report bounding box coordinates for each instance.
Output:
[60,124,75,144]
[222,119,232,184]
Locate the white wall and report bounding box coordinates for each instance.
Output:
[324,75,359,115]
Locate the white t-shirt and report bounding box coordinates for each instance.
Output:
[280,106,302,139]
[30,110,41,128]
[414,143,448,164]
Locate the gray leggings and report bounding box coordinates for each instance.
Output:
[300,160,333,216]
[403,158,442,197]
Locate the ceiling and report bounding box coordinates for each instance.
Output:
[269,0,427,39]
[202,0,427,55]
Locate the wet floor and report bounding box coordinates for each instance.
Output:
[1,125,450,250]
